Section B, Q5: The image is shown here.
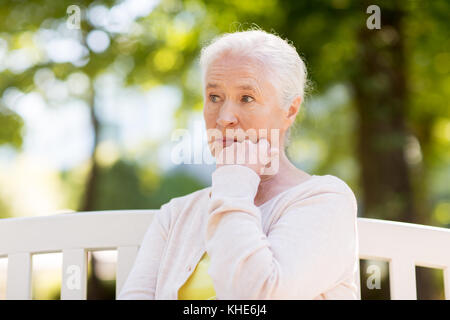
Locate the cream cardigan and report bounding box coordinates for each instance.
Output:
[117,165,360,300]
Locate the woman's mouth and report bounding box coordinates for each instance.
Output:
[222,137,237,147]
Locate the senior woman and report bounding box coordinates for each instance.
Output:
[118,29,359,300]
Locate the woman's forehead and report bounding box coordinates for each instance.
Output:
[205,66,270,92]
[206,80,259,91]
[206,54,266,77]
[204,54,278,95]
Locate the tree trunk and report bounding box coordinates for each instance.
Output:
[78,90,111,299]
[352,1,434,299]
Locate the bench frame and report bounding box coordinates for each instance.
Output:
[0,210,449,300]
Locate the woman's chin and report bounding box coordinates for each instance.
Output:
[223,140,234,147]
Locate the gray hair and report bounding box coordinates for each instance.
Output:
[199,28,308,111]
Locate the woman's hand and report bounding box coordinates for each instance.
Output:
[213,138,280,176]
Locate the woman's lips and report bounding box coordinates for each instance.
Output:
[222,137,237,147]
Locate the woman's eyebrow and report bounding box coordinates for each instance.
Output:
[206,83,219,89]
[236,84,255,91]
[236,84,261,96]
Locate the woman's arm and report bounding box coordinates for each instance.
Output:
[117,203,171,300]
[205,165,358,299]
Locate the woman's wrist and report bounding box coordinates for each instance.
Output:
[211,165,261,200]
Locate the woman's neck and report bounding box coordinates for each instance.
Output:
[254,151,311,206]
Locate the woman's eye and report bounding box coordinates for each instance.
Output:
[241,95,254,103]
[209,95,220,103]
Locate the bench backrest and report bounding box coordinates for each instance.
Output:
[0,211,449,299]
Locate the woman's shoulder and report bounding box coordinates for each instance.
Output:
[276,174,357,213]
[166,186,211,210]
[157,186,211,224]
[311,174,356,198]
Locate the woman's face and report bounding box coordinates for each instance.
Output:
[203,53,294,150]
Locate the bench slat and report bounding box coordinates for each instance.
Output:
[116,246,139,297]
[356,260,361,299]
[6,252,32,300]
[444,266,450,300]
[389,258,417,299]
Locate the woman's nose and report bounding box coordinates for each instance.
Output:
[216,103,238,127]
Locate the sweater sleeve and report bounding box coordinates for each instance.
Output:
[117,202,171,300]
[205,165,358,299]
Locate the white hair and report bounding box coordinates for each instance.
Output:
[199,28,308,110]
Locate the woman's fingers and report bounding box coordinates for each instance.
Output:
[213,137,279,175]
[210,140,225,164]
[260,147,280,175]
[257,139,272,165]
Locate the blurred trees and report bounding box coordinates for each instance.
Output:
[0,0,448,299]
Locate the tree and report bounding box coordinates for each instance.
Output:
[1,0,448,299]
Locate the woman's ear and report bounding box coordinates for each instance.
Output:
[286,96,302,126]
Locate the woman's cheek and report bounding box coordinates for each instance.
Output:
[241,113,267,131]
[204,108,218,123]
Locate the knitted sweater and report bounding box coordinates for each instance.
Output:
[118,165,360,300]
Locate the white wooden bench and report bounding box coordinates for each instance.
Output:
[0,210,449,300]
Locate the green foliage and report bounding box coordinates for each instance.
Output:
[0,103,23,148]
[91,160,207,211]
[0,0,447,217]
